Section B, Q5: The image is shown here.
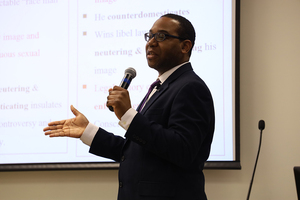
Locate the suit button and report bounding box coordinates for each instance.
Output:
[119,182,123,188]
[121,156,125,162]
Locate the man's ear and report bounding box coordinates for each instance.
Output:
[181,40,192,54]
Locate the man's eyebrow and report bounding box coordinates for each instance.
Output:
[149,30,169,34]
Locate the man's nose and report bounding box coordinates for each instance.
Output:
[147,36,158,46]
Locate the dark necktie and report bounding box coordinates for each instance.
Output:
[138,79,161,112]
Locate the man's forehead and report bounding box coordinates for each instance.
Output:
[149,17,180,33]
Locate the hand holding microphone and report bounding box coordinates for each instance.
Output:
[107,68,136,119]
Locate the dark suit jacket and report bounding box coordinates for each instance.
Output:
[89,63,215,200]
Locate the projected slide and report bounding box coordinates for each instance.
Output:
[0,0,235,165]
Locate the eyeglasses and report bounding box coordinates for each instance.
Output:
[144,32,186,42]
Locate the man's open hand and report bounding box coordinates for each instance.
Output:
[43,105,89,138]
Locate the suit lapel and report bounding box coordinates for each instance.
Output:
[139,63,193,114]
[140,82,169,114]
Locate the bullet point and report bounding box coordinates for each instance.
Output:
[83,85,87,89]
[83,14,87,18]
[83,31,87,36]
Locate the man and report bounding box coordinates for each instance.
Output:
[44,14,215,200]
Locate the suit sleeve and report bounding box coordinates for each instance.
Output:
[89,127,126,162]
[124,81,214,169]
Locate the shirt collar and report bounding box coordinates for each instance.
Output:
[158,61,189,84]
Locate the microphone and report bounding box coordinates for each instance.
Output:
[258,120,265,130]
[108,67,137,112]
[247,120,266,200]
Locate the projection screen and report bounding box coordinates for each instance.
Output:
[0,0,240,170]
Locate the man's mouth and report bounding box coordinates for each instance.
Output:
[147,51,158,59]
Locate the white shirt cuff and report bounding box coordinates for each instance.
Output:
[118,108,138,130]
[80,123,99,146]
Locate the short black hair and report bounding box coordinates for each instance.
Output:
[161,14,196,56]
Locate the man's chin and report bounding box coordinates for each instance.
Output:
[147,62,158,70]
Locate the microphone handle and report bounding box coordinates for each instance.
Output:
[247,120,265,200]
[108,74,133,112]
[119,74,133,90]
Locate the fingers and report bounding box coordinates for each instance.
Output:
[44,124,65,137]
[108,86,128,99]
[107,86,131,120]
[47,120,65,127]
[45,130,66,137]
[111,86,123,91]
[43,124,64,132]
[43,121,65,132]
[43,120,65,137]
[70,105,81,116]
[107,87,119,106]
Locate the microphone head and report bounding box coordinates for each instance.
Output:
[125,67,136,79]
[258,120,265,131]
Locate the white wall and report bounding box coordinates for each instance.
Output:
[1,0,300,199]
[205,0,300,199]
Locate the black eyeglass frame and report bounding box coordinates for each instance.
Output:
[144,32,186,42]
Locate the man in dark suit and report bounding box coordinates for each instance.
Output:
[44,14,215,200]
